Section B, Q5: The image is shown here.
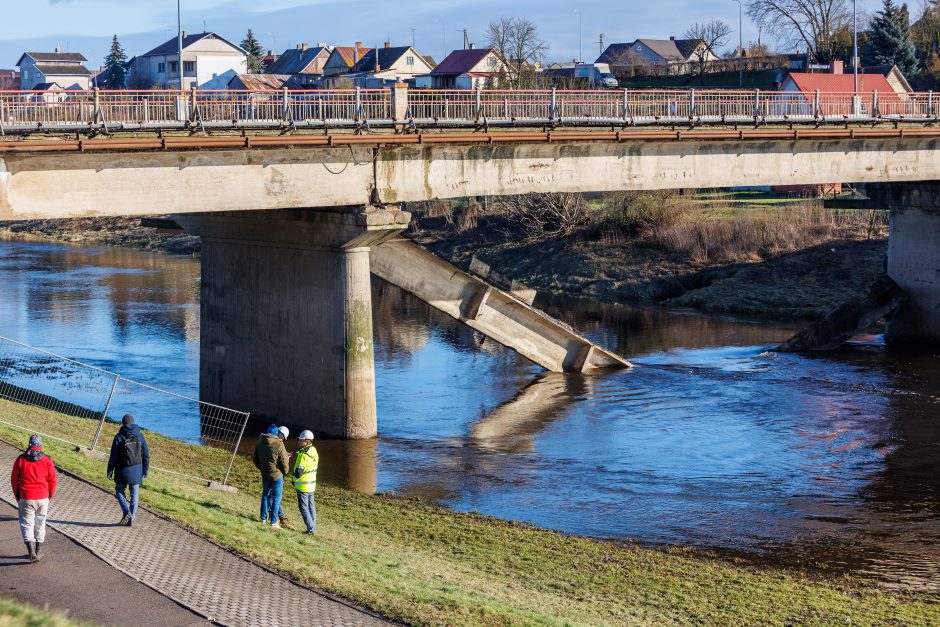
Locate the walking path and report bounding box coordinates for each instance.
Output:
[0,441,388,627]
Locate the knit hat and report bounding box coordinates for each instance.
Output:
[122,414,135,426]
[28,434,41,449]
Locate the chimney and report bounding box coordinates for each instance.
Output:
[182,31,187,39]
[669,35,675,41]
[354,41,362,63]
[831,60,843,74]
[300,43,309,51]
[384,40,390,49]
[55,46,61,53]
[469,43,475,49]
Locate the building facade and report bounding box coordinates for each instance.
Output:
[16,51,92,90]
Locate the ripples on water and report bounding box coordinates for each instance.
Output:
[0,240,938,589]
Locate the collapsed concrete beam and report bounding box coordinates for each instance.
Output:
[369,238,631,372]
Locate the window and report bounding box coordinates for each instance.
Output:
[184,61,195,74]
[22,70,28,80]
[406,56,414,66]
[157,62,166,74]
[170,61,179,73]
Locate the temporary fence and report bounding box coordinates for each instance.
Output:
[1,87,938,134]
[0,335,250,486]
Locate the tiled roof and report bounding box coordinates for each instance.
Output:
[786,72,896,94]
[331,46,372,68]
[430,48,492,75]
[22,52,87,63]
[34,63,92,76]
[229,73,303,90]
[635,38,704,62]
[350,47,413,73]
[142,32,245,57]
[265,47,328,74]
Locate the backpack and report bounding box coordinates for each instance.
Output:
[122,433,143,467]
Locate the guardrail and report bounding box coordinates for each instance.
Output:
[0,87,936,134]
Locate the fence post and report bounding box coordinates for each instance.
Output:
[930,91,934,118]
[689,89,696,119]
[753,89,760,119]
[475,87,482,122]
[93,87,101,125]
[872,89,878,117]
[813,89,820,118]
[550,87,557,121]
[189,86,197,122]
[91,375,120,451]
[622,88,629,122]
[354,86,362,122]
[282,87,290,122]
[222,412,250,486]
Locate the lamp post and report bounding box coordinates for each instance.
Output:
[573,9,583,62]
[733,0,743,87]
[177,0,183,90]
[435,19,446,60]
[853,0,858,95]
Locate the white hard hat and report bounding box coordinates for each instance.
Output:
[278,426,289,439]
[298,430,314,441]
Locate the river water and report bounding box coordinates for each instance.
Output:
[0,239,938,590]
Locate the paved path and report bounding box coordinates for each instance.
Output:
[0,501,208,626]
[0,441,387,627]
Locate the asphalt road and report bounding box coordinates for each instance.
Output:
[0,500,208,626]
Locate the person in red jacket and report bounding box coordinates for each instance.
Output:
[10,434,57,563]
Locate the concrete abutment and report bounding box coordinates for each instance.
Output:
[176,207,409,439]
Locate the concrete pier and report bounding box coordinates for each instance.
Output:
[867,183,940,347]
[176,207,409,439]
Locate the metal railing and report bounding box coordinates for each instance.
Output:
[0,87,935,134]
[0,335,250,486]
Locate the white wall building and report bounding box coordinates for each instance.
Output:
[127,32,248,89]
[16,51,92,90]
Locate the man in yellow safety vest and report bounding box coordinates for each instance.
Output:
[292,430,319,535]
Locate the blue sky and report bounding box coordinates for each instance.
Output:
[2,0,879,70]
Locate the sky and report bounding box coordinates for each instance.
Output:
[1,0,881,70]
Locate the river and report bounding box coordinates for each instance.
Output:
[0,239,937,590]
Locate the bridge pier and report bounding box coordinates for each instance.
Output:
[868,183,940,348]
[176,207,409,439]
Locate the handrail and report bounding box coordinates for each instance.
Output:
[0,88,931,134]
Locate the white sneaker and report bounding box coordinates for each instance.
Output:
[270,522,281,529]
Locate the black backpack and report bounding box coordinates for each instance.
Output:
[122,434,143,467]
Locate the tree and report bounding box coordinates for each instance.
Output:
[683,20,733,84]
[241,29,265,73]
[747,0,852,63]
[485,17,548,87]
[864,0,919,74]
[101,35,128,89]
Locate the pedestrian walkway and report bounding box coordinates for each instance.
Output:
[0,441,387,627]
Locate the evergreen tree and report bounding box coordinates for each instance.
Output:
[102,35,128,89]
[241,29,265,73]
[864,0,918,75]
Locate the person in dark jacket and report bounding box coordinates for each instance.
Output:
[252,424,290,529]
[10,434,56,562]
[107,414,150,527]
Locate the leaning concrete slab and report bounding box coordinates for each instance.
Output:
[370,238,630,372]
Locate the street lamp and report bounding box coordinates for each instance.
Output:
[733,0,742,87]
[435,19,446,60]
[853,0,859,95]
[573,9,583,62]
[177,0,183,90]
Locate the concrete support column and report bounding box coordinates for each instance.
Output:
[176,207,409,439]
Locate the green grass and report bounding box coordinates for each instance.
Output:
[1,399,937,626]
[0,596,86,627]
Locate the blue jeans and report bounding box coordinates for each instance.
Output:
[115,482,139,520]
[260,477,283,525]
[297,491,316,533]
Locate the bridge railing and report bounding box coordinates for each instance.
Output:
[0,87,937,132]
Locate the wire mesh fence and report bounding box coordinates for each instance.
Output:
[0,335,249,485]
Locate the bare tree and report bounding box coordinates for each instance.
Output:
[485,17,549,87]
[747,0,852,63]
[683,20,733,83]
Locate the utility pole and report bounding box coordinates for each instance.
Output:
[573,9,583,61]
[733,0,743,88]
[177,0,183,90]
[410,27,416,48]
[435,19,446,60]
[455,29,469,50]
[597,33,605,56]
[853,0,859,95]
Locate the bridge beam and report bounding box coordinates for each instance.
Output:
[868,183,940,348]
[176,207,409,439]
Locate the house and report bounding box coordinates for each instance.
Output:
[860,64,913,93]
[330,43,434,88]
[597,37,719,74]
[322,43,372,78]
[227,73,303,90]
[0,69,20,90]
[264,44,331,86]
[126,31,247,89]
[16,50,92,90]
[415,47,506,89]
[780,61,904,96]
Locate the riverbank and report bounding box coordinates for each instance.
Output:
[0,400,935,626]
[0,192,889,321]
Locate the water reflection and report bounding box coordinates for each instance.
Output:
[1,240,938,589]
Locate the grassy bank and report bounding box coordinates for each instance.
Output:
[0,597,84,627]
[0,399,936,626]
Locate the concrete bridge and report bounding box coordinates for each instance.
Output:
[1,88,939,438]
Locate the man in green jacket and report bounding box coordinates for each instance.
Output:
[252,425,290,529]
[292,430,319,535]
